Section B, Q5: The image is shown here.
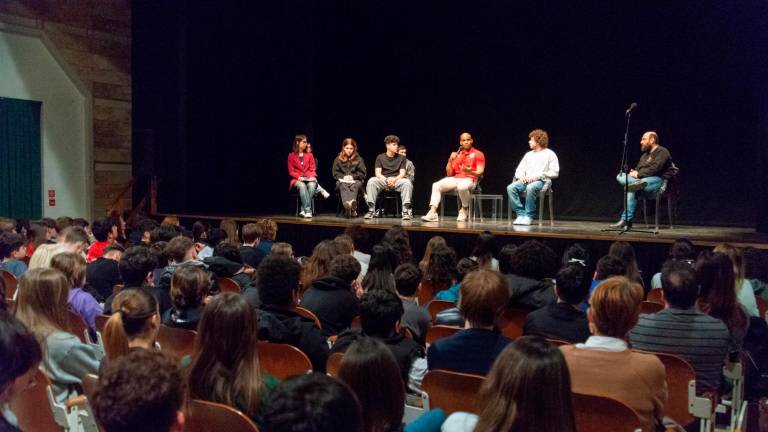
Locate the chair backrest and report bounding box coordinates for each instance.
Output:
[639,351,696,426]
[257,341,312,380]
[218,277,241,294]
[500,308,529,339]
[756,296,768,321]
[326,352,344,378]
[427,300,455,321]
[421,369,485,415]
[10,369,64,432]
[425,325,462,345]
[640,300,665,314]
[572,392,642,432]
[1,269,18,299]
[294,306,322,329]
[186,399,260,432]
[646,288,663,303]
[67,310,88,344]
[94,314,110,334]
[157,325,198,361]
[350,315,361,329]
[545,338,571,346]
[418,278,435,306]
[112,283,124,295]
[81,373,99,401]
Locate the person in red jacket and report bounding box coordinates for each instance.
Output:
[287,135,320,218]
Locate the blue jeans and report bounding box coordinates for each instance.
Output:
[615,173,663,220]
[507,180,544,218]
[294,180,317,213]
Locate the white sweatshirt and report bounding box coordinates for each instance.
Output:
[514,148,560,180]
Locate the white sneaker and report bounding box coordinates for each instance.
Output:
[303,212,313,218]
[519,216,532,225]
[512,216,522,224]
[456,207,469,222]
[421,212,439,222]
[299,211,307,217]
[318,186,330,199]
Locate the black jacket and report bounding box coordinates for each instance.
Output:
[85,258,121,303]
[300,276,359,337]
[332,156,367,181]
[257,304,329,373]
[162,305,203,331]
[240,245,267,269]
[505,274,555,310]
[427,328,510,376]
[103,285,172,317]
[204,256,255,292]
[523,302,590,343]
[331,329,424,387]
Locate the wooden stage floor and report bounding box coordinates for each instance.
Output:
[176,213,768,249]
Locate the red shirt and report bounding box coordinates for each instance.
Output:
[450,147,485,179]
[86,240,112,263]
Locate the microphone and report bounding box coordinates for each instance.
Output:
[625,102,638,115]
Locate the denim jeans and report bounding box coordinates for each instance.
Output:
[507,180,544,218]
[615,173,663,220]
[294,180,317,213]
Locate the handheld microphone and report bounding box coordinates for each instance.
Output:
[625,102,638,115]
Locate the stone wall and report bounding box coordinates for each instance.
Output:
[0,1,132,218]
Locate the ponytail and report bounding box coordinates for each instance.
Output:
[102,289,158,361]
[103,311,130,361]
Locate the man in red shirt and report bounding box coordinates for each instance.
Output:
[86,217,117,262]
[421,132,485,222]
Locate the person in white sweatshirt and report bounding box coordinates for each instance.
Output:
[507,129,560,225]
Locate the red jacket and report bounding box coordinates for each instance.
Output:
[287,152,317,189]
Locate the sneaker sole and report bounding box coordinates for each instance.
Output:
[627,182,646,192]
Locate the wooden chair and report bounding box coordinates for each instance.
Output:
[257,341,312,380]
[326,352,344,378]
[1,269,18,299]
[218,277,241,294]
[427,300,455,321]
[545,338,571,346]
[67,310,89,344]
[425,325,462,345]
[421,369,485,415]
[112,283,124,295]
[186,399,260,432]
[500,308,529,339]
[418,279,436,307]
[94,314,110,334]
[350,315,361,329]
[157,325,198,361]
[572,392,642,432]
[294,306,322,329]
[756,296,767,321]
[640,300,664,314]
[638,351,696,426]
[646,288,663,303]
[10,369,64,432]
[81,373,99,401]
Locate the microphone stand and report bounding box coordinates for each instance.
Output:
[603,108,655,235]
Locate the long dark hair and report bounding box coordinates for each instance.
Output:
[363,244,398,292]
[471,231,499,269]
[696,251,747,340]
[608,241,642,285]
[0,312,42,400]
[426,245,458,291]
[381,227,412,265]
[338,138,359,162]
[187,293,265,418]
[338,337,404,432]
[476,336,576,432]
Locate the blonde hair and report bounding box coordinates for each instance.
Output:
[14,268,70,343]
[104,289,158,361]
[50,252,87,288]
[714,243,745,289]
[271,242,293,257]
[219,219,240,246]
[589,276,643,338]
[28,244,59,270]
[162,215,180,226]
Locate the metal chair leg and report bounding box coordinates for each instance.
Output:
[654,194,661,233]
[667,195,674,229]
[538,191,544,228]
[548,190,554,226]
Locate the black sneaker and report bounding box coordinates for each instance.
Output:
[364,210,375,219]
[627,180,647,192]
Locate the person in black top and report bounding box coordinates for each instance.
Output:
[332,138,367,218]
[364,135,414,220]
[162,265,210,330]
[86,244,125,302]
[610,131,675,228]
[300,255,360,337]
[105,245,171,316]
[523,264,591,343]
[239,223,267,269]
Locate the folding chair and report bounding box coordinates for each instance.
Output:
[1,269,17,299]
[425,325,462,345]
[217,277,241,293]
[10,369,64,432]
[640,300,664,314]
[421,369,485,415]
[647,288,663,303]
[186,399,260,432]
[67,310,89,344]
[572,392,643,432]
[418,279,435,306]
[500,308,529,339]
[257,341,312,380]
[326,352,344,378]
[427,300,455,321]
[294,306,322,329]
[157,325,198,361]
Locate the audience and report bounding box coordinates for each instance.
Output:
[92,349,185,432]
[469,231,499,270]
[650,238,696,289]
[86,243,125,303]
[196,227,226,260]
[582,254,626,311]
[561,276,666,432]
[381,226,413,266]
[219,219,240,246]
[630,260,730,393]
[262,373,363,432]
[50,252,103,332]
[696,251,749,349]
[257,255,329,372]
[425,245,458,294]
[434,257,479,303]
[55,226,90,255]
[714,243,759,317]
[523,264,590,343]
[27,243,59,270]
[0,312,43,432]
[362,243,398,292]
[256,219,278,254]
[442,336,576,432]
[87,217,118,263]
[301,240,343,291]
[239,223,267,268]
[271,242,294,258]
[13,268,103,402]
[506,240,558,310]
[205,242,254,291]
[107,245,170,315]
[608,241,644,288]
[159,236,204,293]
[301,254,361,336]
[394,262,431,345]
[428,269,511,375]
[163,265,210,330]
[187,293,278,425]
[0,232,27,278]
[103,288,160,362]
[345,225,371,273]
[497,242,517,275]
[418,236,447,274]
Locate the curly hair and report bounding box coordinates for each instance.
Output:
[528,129,549,149]
[381,226,412,265]
[258,255,301,306]
[426,245,458,290]
[383,135,400,145]
[258,219,278,241]
[508,240,558,280]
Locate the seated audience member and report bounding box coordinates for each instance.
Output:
[714,243,759,317]
[608,241,644,288]
[196,227,226,261]
[301,255,361,337]
[651,238,696,289]
[345,225,371,271]
[187,293,278,426]
[262,373,363,432]
[425,245,458,294]
[469,231,500,271]
[54,226,90,256]
[239,223,267,269]
[51,252,103,332]
[156,223,182,242]
[25,221,49,257]
[418,236,447,274]
[72,217,92,239]
[14,268,103,402]
[339,337,447,432]
[497,243,517,275]
[92,349,185,432]
[395,263,431,345]
[103,288,160,362]
[0,232,27,277]
[150,241,169,287]
[220,219,240,246]
[205,242,255,292]
[442,336,576,432]
[0,312,43,431]
[301,240,343,291]
[332,289,426,398]
[696,251,749,349]
[131,218,159,246]
[506,240,558,310]
[428,269,511,375]
[159,236,205,292]
[27,243,59,270]
[86,217,118,263]
[271,242,294,258]
[523,264,590,343]
[582,255,626,311]
[163,265,210,330]
[362,243,398,292]
[86,244,125,303]
[256,255,329,372]
[56,216,73,233]
[381,226,413,266]
[256,219,278,255]
[434,257,479,303]
[630,260,729,393]
[561,277,666,432]
[744,247,768,301]
[0,217,17,234]
[104,245,170,316]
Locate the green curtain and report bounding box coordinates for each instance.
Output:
[0,97,42,219]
